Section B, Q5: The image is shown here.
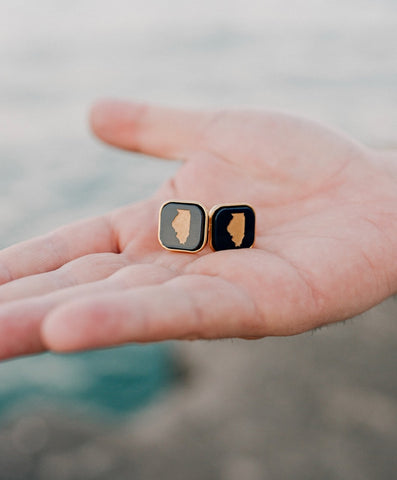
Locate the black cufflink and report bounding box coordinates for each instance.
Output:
[209,204,255,251]
[158,201,208,253]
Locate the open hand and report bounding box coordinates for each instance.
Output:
[1,101,396,359]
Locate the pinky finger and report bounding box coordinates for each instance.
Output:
[41,275,259,352]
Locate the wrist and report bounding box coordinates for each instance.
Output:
[375,149,397,180]
[382,151,397,295]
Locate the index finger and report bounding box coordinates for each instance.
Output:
[41,274,258,351]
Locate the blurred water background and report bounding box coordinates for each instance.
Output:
[0,1,397,479]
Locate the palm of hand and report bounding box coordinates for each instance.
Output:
[0,103,396,359]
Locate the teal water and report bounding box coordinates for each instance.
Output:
[0,344,175,418]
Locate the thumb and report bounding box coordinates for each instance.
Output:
[89,99,214,160]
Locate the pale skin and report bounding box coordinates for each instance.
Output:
[0,100,396,360]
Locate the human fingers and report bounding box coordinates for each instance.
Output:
[42,275,257,352]
[0,215,118,286]
[0,264,176,359]
[0,252,130,303]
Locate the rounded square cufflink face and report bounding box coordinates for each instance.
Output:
[158,201,208,253]
[209,204,255,251]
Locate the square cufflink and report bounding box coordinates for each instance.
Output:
[209,204,255,251]
[158,201,208,253]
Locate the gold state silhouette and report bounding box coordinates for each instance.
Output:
[227,213,245,247]
[172,209,191,244]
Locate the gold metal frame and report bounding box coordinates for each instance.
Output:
[208,203,256,251]
[158,200,209,253]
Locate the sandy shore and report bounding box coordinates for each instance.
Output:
[1,297,396,479]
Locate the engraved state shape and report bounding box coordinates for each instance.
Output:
[171,209,191,244]
[227,212,245,247]
[209,204,255,251]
